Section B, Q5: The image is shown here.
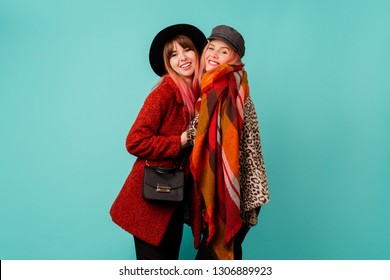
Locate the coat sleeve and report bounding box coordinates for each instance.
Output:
[125,82,182,160]
[239,97,270,214]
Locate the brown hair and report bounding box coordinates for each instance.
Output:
[163,35,201,117]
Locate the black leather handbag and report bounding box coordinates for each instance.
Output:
[142,161,184,202]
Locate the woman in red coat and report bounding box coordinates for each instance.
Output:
[110,24,207,259]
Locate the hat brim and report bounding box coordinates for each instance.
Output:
[207,34,239,53]
[149,24,207,77]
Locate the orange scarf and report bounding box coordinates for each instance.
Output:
[191,64,249,259]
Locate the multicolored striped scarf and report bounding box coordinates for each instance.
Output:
[191,64,249,259]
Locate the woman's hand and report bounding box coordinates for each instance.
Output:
[180,131,189,148]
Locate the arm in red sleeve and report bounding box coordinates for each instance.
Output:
[125,81,182,160]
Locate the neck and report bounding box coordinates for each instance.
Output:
[183,76,192,87]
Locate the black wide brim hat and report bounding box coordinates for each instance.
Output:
[149,24,207,77]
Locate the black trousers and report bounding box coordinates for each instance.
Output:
[133,205,184,260]
[195,207,261,260]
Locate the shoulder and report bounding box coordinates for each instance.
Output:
[147,76,183,105]
[243,97,260,131]
[244,97,256,115]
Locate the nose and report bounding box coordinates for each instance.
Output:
[209,50,217,58]
[178,51,188,61]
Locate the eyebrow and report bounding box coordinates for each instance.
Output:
[209,43,230,51]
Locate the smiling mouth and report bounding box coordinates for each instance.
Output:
[180,62,191,69]
[208,60,219,66]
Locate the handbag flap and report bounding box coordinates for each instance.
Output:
[143,166,184,202]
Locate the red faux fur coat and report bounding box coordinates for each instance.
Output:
[110,76,192,246]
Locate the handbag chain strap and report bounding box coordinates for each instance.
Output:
[145,158,185,170]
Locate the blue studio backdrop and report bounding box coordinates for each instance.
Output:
[1,0,389,260]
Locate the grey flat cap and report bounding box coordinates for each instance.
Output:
[207,25,245,58]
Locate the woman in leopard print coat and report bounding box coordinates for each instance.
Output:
[183,25,270,260]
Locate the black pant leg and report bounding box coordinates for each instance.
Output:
[234,206,261,260]
[195,235,217,260]
[134,205,184,260]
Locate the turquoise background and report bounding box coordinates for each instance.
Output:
[1,0,389,260]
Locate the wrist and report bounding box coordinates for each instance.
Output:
[180,132,189,148]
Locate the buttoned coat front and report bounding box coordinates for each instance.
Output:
[110,76,192,246]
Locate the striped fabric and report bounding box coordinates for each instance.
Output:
[191,64,249,259]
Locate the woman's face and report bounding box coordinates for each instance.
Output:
[204,39,234,71]
[169,41,196,79]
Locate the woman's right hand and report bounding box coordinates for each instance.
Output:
[180,131,189,148]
